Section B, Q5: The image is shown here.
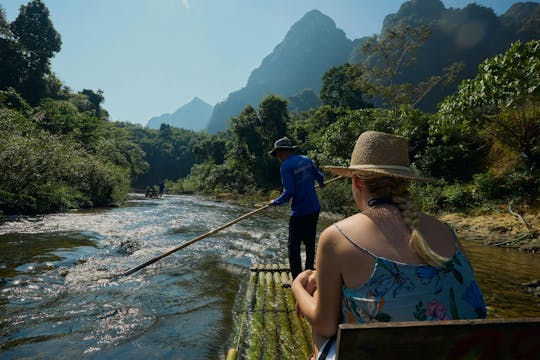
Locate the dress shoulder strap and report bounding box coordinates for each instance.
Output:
[333,223,377,259]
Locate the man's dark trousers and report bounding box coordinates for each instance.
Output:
[288,211,319,279]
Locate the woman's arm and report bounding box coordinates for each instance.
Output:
[292,226,343,338]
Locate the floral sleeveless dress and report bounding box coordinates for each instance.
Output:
[335,224,487,324]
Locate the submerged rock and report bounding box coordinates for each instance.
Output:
[522,279,540,297]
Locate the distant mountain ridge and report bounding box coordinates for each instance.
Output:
[146,97,212,131]
[206,10,353,133]
[149,1,540,133]
[349,0,540,111]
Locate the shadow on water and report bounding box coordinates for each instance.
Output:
[0,231,100,278]
[460,239,540,318]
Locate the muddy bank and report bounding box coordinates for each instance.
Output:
[439,211,540,252]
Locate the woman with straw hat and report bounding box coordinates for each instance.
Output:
[291,131,486,360]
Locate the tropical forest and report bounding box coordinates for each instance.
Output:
[1,0,539,220]
[1,1,540,358]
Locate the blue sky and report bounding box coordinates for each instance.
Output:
[2,0,535,125]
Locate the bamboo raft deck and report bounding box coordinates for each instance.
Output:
[226,264,312,360]
[227,264,540,360]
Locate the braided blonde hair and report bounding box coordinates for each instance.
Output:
[357,174,449,267]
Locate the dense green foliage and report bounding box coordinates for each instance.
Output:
[176,38,539,212]
[0,1,61,104]
[0,100,132,214]
[320,64,371,110]
[439,40,540,165]
[1,1,538,216]
[0,2,142,214]
[206,1,540,134]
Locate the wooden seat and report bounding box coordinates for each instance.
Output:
[336,317,540,360]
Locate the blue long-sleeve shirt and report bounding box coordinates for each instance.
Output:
[271,154,324,216]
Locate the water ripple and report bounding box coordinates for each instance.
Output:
[2,194,538,359]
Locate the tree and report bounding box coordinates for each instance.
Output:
[81,89,105,117]
[287,89,320,114]
[230,105,263,155]
[0,5,8,34]
[361,25,431,112]
[0,6,25,91]
[257,95,289,150]
[10,0,61,104]
[359,24,462,124]
[320,63,371,110]
[439,40,540,167]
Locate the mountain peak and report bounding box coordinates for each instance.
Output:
[190,96,207,104]
[206,9,352,133]
[289,9,339,35]
[301,9,330,21]
[146,97,213,131]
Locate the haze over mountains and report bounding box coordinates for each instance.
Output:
[146,0,540,133]
[146,97,212,131]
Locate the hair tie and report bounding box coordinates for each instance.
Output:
[367,198,392,207]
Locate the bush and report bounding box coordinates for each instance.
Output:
[441,183,474,211]
[318,178,356,216]
[415,140,487,182]
[411,181,474,213]
[501,167,540,204]
[0,89,31,114]
[34,185,90,213]
[410,182,446,213]
[0,190,37,215]
[473,172,503,201]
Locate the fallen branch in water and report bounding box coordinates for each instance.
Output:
[491,233,530,247]
[490,202,537,248]
[508,200,533,233]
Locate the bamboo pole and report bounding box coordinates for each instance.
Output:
[122,176,343,276]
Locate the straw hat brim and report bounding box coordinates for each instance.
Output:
[325,165,434,182]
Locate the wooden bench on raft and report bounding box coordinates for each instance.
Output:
[336,317,540,360]
[226,264,540,360]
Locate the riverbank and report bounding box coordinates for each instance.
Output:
[439,210,540,252]
[212,192,540,252]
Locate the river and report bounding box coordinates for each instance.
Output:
[1,194,539,359]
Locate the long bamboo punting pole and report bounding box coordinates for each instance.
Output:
[122,176,343,277]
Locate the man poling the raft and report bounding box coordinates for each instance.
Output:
[268,136,326,286]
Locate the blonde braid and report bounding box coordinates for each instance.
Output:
[391,189,448,267]
[359,174,448,267]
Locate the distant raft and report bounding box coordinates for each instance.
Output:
[226,264,312,360]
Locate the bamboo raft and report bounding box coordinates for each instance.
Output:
[226,264,312,360]
[227,265,540,360]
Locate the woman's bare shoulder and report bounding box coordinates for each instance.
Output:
[320,214,362,242]
[335,213,373,229]
[321,213,376,250]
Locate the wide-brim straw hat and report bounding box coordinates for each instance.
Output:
[268,136,298,157]
[325,131,432,182]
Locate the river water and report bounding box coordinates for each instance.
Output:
[1,194,539,359]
